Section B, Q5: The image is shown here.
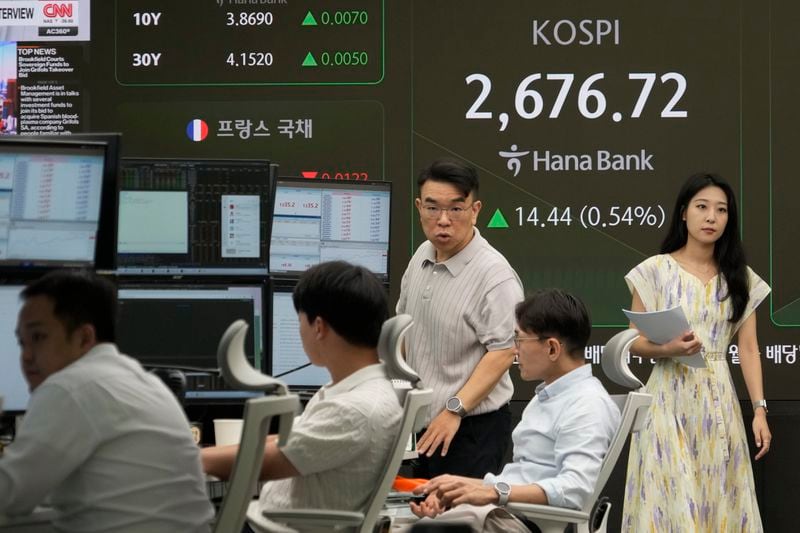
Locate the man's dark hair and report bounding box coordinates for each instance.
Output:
[22,269,117,342]
[515,289,591,359]
[418,158,480,199]
[292,261,388,348]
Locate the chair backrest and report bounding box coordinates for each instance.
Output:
[217,319,288,395]
[601,329,644,390]
[582,391,651,514]
[579,328,651,514]
[213,320,299,533]
[378,315,420,386]
[359,314,433,533]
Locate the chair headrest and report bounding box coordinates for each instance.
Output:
[601,329,644,390]
[217,319,286,394]
[377,314,418,383]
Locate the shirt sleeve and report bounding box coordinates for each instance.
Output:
[0,384,99,515]
[624,256,659,312]
[733,267,771,335]
[530,397,620,509]
[396,265,409,314]
[279,399,372,476]
[475,274,524,352]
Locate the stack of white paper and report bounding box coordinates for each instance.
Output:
[622,306,706,368]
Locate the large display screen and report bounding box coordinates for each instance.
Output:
[1,0,797,398]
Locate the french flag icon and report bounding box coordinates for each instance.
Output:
[186,119,209,142]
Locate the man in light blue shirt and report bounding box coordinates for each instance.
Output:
[411,289,621,532]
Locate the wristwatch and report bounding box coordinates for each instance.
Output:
[494,481,511,506]
[752,399,768,413]
[445,396,467,417]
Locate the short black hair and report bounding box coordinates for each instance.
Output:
[22,269,117,342]
[418,158,480,199]
[515,289,590,359]
[292,261,388,348]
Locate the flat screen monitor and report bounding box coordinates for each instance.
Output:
[116,158,272,276]
[0,137,117,271]
[0,285,28,413]
[116,284,265,400]
[269,178,391,280]
[269,283,329,390]
[12,133,122,271]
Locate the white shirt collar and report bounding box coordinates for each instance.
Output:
[534,364,593,401]
[317,363,388,400]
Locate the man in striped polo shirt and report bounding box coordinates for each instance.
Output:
[397,158,524,478]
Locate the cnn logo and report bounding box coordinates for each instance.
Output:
[43,3,73,18]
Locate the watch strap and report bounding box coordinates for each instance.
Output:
[446,396,467,417]
[494,482,510,506]
[752,399,768,413]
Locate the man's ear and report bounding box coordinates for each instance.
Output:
[548,338,561,361]
[313,316,329,340]
[75,323,97,351]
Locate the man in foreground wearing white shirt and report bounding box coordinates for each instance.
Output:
[0,270,213,532]
[410,289,621,533]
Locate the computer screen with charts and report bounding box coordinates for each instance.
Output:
[116,158,272,276]
[269,178,391,280]
[0,285,28,413]
[116,284,265,400]
[0,138,117,271]
[268,283,329,390]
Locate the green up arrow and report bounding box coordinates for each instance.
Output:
[487,208,510,228]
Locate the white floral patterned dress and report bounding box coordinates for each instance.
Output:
[621,254,770,533]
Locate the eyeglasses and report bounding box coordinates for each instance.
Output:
[419,203,474,220]
[513,334,544,348]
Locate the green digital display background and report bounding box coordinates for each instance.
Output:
[10,0,797,397]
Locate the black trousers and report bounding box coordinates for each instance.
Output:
[412,404,512,479]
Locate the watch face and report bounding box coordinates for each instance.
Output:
[446,397,461,410]
[496,481,511,494]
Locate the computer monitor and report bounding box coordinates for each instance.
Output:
[116,158,272,276]
[116,284,265,400]
[10,133,122,270]
[0,137,117,271]
[269,283,329,390]
[269,178,391,280]
[0,285,28,413]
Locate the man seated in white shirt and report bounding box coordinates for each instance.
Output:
[409,289,621,533]
[202,261,403,519]
[0,270,214,533]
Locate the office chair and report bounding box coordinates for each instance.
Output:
[212,320,300,533]
[0,510,58,532]
[506,329,652,533]
[248,314,433,533]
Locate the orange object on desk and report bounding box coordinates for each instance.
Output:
[393,475,429,492]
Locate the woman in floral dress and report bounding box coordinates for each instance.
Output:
[622,173,771,532]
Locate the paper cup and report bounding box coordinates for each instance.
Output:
[213,418,244,446]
